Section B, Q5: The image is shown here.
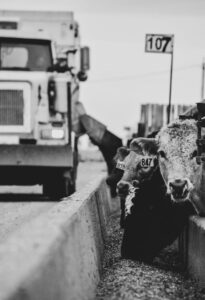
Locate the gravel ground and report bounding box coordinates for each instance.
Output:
[96,214,205,300]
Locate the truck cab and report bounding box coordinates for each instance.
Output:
[0,11,90,198]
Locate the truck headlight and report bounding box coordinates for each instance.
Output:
[51,128,64,139]
[41,128,65,140]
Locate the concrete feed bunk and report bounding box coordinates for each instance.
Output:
[0,175,115,300]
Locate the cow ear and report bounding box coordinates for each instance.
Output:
[129,138,143,153]
[145,138,159,155]
[130,137,159,155]
[117,147,130,160]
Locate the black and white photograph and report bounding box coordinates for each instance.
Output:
[0,0,205,299]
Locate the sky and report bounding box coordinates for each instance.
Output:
[1,0,205,137]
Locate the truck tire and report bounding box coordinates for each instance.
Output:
[43,171,75,199]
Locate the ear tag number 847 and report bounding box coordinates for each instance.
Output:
[140,157,155,168]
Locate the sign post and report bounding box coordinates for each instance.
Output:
[145,34,174,124]
[201,59,205,101]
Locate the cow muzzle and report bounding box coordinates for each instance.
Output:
[106,169,124,186]
[168,178,191,201]
[116,181,131,197]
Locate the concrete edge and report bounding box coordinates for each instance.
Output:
[178,216,205,288]
[0,175,117,300]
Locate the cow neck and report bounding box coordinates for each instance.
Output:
[136,166,166,206]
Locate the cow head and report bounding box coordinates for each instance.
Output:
[106,146,130,188]
[156,119,201,202]
[116,138,158,197]
[106,146,130,198]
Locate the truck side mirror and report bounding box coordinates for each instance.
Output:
[80,47,90,72]
[77,71,88,82]
[77,47,90,81]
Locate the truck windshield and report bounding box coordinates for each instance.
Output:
[0,38,53,71]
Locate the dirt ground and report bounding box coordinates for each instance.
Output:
[96,215,205,300]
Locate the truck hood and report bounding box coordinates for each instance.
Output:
[0,71,50,84]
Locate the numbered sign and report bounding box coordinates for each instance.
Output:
[145,34,174,54]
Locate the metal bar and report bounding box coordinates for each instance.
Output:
[201,60,205,101]
[167,50,174,124]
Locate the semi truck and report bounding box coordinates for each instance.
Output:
[0,10,122,199]
[0,10,91,198]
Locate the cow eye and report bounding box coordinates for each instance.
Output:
[190,150,197,159]
[158,150,166,159]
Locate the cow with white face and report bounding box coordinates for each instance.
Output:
[119,135,196,262]
[156,119,205,214]
[106,146,130,228]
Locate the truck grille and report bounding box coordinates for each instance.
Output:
[0,90,24,125]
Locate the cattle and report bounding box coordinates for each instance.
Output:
[106,146,130,227]
[156,118,205,215]
[117,138,159,197]
[117,137,161,218]
[117,137,196,262]
[106,138,159,228]
[106,146,130,194]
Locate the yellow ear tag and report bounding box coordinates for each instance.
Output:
[116,160,126,170]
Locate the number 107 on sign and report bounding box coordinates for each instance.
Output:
[145,34,174,53]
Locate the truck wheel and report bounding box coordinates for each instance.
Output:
[43,174,75,199]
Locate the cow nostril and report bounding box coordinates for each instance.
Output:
[117,182,123,189]
[132,180,139,188]
[169,182,173,190]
